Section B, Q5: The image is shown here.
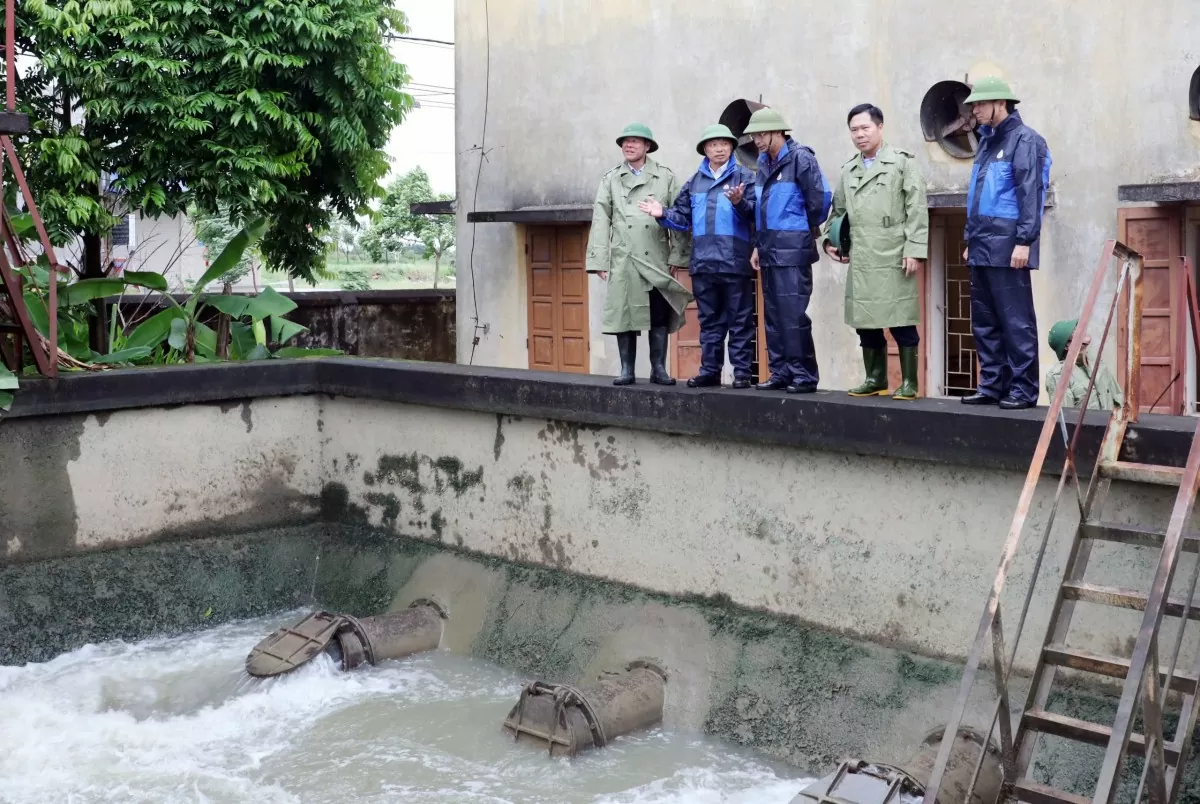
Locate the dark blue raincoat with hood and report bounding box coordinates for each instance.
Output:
[736,137,833,385]
[965,109,1052,404]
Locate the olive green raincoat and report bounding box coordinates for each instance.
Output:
[585,158,692,334]
[1045,353,1123,410]
[821,143,928,329]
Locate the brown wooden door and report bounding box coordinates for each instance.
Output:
[527,226,590,374]
[670,272,702,380]
[1118,207,1184,414]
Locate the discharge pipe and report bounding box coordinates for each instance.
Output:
[245,599,446,678]
[501,660,667,757]
[790,728,1002,804]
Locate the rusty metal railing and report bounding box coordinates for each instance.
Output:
[920,240,1150,804]
[0,0,63,378]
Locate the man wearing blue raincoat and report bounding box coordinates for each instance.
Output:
[960,76,1052,410]
[731,107,833,394]
[640,124,757,388]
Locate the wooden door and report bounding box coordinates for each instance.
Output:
[670,272,702,380]
[527,226,590,374]
[1118,207,1184,414]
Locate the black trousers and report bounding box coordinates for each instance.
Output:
[648,288,671,329]
[857,326,920,350]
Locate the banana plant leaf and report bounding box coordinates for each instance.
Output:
[128,307,186,350]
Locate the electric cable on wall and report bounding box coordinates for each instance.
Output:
[465,0,490,365]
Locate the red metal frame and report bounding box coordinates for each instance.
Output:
[0,0,62,378]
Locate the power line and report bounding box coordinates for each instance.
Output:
[386,34,454,48]
[466,0,489,365]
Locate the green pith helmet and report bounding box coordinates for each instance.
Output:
[616,122,659,153]
[696,123,738,155]
[742,107,791,135]
[829,213,851,256]
[1048,319,1078,360]
[964,76,1020,105]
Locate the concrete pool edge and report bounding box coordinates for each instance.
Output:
[6,357,1194,475]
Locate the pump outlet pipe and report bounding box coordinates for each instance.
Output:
[790,727,1002,804]
[245,599,447,678]
[501,660,667,757]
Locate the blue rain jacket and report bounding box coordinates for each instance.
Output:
[965,110,1052,269]
[736,138,832,268]
[658,158,756,276]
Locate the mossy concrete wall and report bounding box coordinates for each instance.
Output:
[322,397,1200,672]
[5,523,1196,798]
[3,385,1196,673]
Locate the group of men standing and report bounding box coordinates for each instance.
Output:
[585,77,1059,410]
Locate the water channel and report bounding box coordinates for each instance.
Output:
[0,612,810,803]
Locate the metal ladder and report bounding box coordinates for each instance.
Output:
[922,242,1200,804]
[1013,412,1200,804]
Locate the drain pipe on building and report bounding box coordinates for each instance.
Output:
[791,728,1002,804]
[245,599,447,677]
[501,660,668,757]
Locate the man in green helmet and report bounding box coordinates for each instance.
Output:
[586,122,692,386]
[820,103,928,400]
[640,124,757,388]
[959,75,1052,410]
[728,107,832,393]
[1044,319,1122,410]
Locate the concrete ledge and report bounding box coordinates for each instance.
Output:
[1118,182,1200,203]
[6,361,320,418]
[7,358,1194,474]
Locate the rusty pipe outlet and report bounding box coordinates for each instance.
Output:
[245,601,446,678]
[790,728,1002,804]
[501,660,667,757]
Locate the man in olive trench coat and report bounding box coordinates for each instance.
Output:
[821,104,928,400]
[586,123,692,386]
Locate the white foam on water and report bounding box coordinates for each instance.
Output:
[0,613,810,803]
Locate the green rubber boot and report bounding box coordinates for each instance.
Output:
[848,348,888,396]
[892,346,919,400]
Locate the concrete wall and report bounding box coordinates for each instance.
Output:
[285,291,456,362]
[3,360,1196,673]
[455,0,1200,388]
[0,397,323,564]
[111,290,457,362]
[0,522,1187,798]
[321,397,1199,672]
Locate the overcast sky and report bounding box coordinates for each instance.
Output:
[385,1,455,195]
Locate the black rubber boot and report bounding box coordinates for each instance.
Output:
[613,332,636,386]
[648,327,675,385]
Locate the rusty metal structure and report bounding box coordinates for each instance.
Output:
[0,0,63,378]
[924,243,1200,804]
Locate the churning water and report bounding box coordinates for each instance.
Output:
[0,613,810,803]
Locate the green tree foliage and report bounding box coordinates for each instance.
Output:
[366,167,454,286]
[6,0,413,287]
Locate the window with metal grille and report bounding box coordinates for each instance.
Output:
[942,213,978,396]
[111,215,131,247]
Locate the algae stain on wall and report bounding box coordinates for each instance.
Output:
[340,451,486,542]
